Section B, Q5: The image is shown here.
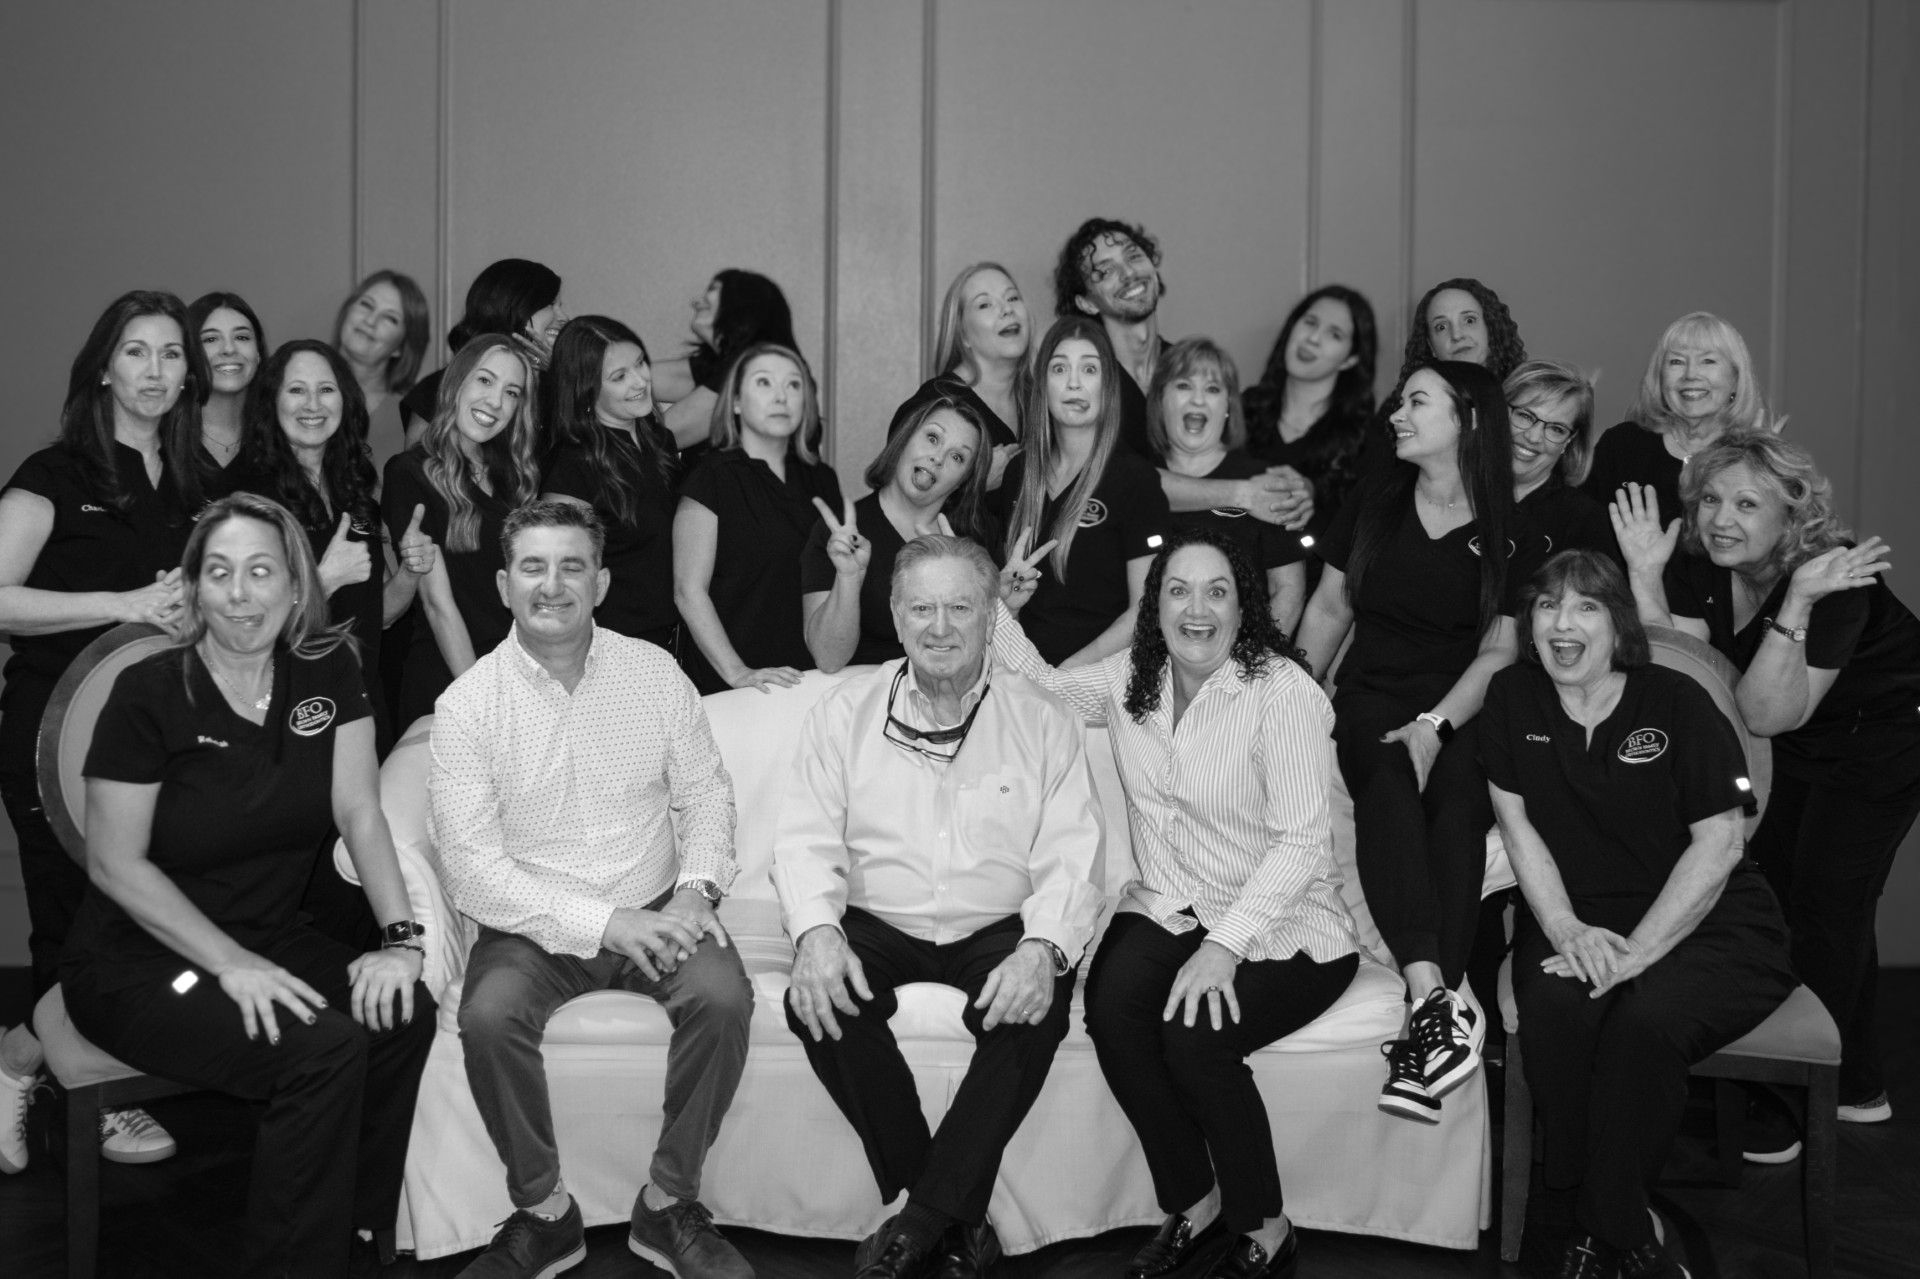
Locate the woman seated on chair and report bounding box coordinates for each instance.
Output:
[58,492,437,1278]
[1613,432,1920,1128]
[992,528,1359,1279]
[1481,548,1793,1278]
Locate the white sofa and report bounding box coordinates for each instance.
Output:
[345,668,1493,1261]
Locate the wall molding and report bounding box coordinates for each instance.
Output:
[823,0,842,452]
[1767,0,1792,413]
[435,0,453,358]
[919,0,939,379]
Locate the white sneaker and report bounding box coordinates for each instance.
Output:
[99,1105,177,1164]
[0,1064,33,1174]
[1838,1092,1892,1124]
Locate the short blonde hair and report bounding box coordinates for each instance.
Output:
[706,342,822,464]
[1679,433,1846,580]
[1504,359,1597,487]
[1627,312,1768,438]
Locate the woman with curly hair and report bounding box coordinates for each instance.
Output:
[1358,279,1527,477]
[1584,311,1772,525]
[1243,285,1379,542]
[1613,434,1920,1125]
[381,334,540,729]
[540,316,681,651]
[992,528,1358,1279]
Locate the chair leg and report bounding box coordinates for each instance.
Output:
[1713,1078,1745,1186]
[66,1084,100,1279]
[1500,1031,1532,1263]
[1804,1065,1837,1279]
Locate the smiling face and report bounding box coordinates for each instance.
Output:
[196,516,293,658]
[1693,461,1789,573]
[497,522,607,646]
[1046,337,1104,429]
[1076,231,1160,322]
[691,278,722,344]
[958,267,1028,364]
[893,407,980,506]
[199,306,260,396]
[1661,340,1736,423]
[338,280,406,368]
[1389,368,1461,464]
[892,555,991,686]
[1159,361,1229,459]
[107,313,188,428]
[594,340,654,427]
[734,352,807,443]
[1159,544,1241,683]
[1425,288,1488,365]
[1509,391,1576,490]
[276,351,345,463]
[1531,584,1618,686]
[526,297,567,346]
[455,346,528,450]
[1284,296,1358,382]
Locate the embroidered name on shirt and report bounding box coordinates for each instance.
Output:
[289,697,336,737]
[81,504,107,513]
[1077,498,1108,529]
[1526,733,1552,743]
[1617,728,1669,763]
[196,734,228,748]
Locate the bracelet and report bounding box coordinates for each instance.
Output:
[382,941,425,955]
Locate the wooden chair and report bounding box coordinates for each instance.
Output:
[27,623,196,1279]
[1496,626,1842,1277]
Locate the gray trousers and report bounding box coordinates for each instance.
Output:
[458,921,754,1207]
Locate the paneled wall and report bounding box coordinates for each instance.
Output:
[5,0,1919,961]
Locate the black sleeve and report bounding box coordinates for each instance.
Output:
[1117,458,1171,560]
[688,345,724,394]
[799,518,834,594]
[1805,587,1870,670]
[1668,675,1759,821]
[541,445,596,503]
[1662,554,1710,623]
[2,449,61,501]
[677,455,726,515]
[1580,423,1633,502]
[1317,472,1378,573]
[398,373,439,428]
[1479,666,1520,793]
[315,645,373,727]
[381,453,446,549]
[1257,521,1307,570]
[1502,525,1548,616]
[83,661,172,785]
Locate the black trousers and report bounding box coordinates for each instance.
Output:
[1,678,87,998]
[1084,912,1359,1233]
[1748,746,1920,1101]
[1513,872,1794,1251]
[785,908,1075,1224]
[63,925,437,1279]
[1334,690,1491,986]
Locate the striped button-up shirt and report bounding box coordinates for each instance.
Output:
[429,627,737,958]
[993,616,1356,964]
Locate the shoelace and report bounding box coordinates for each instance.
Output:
[673,1198,722,1243]
[1408,995,1460,1058]
[486,1211,541,1254]
[4,1078,29,1143]
[101,1106,163,1140]
[1379,1038,1424,1086]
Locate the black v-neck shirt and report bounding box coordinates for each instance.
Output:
[1582,421,1684,526]
[543,426,682,644]
[1166,450,1309,573]
[799,491,909,668]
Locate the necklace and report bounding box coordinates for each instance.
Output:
[201,431,240,462]
[1417,486,1461,510]
[206,653,273,711]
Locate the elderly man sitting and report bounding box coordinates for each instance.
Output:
[772,535,1104,1279]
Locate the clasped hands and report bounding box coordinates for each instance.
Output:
[601,887,731,981]
[1537,912,1651,998]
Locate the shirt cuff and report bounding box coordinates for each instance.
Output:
[1020,923,1083,968]
[1203,913,1261,961]
[783,901,845,945]
[561,901,620,960]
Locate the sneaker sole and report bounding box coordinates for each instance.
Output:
[1837,1103,1892,1124]
[100,1142,177,1165]
[629,1235,685,1276]
[527,1243,587,1278]
[1378,1094,1441,1124]
[1741,1141,1802,1165]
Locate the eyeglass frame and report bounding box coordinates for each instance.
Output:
[1509,403,1576,446]
[881,663,989,764]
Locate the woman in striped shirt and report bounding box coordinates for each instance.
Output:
[991,528,1358,1279]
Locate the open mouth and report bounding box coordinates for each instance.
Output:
[469,406,499,430]
[908,464,937,491]
[1177,622,1217,641]
[1514,444,1540,462]
[1180,412,1210,435]
[295,414,330,430]
[1547,638,1585,668]
[998,321,1023,339]
[1061,398,1090,414]
[1707,533,1740,550]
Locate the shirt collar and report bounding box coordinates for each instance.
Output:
[508,624,600,691]
[901,657,991,728]
[1159,657,1247,710]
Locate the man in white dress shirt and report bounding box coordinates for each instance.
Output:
[431,501,753,1279]
[773,535,1104,1279]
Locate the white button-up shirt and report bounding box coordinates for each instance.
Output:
[771,659,1104,963]
[429,626,737,958]
[993,616,1356,964]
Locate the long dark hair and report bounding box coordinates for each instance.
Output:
[332,269,431,393]
[546,315,676,527]
[241,340,378,535]
[59,290,206,514]
[186,291,268,374]
[688,269,796,389]
[862,390,993,540]
[1345,360,1516,637]
[446,258,561,352]
[1122,530,1302,721]
[1004,315,1124,581]
[1242,285,1378,481]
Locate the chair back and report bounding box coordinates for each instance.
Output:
[1644,624,1772,832]
[35,623,174,859]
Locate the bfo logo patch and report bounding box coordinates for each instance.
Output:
[289,697,336,737]
[1617,728,1669,764]
[1468,536,1519,559]
[1077,499,1108,529]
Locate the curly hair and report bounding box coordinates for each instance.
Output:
[1395,277,1527,386]
[1121,529,1304,722]
[1052,217,1162,318]
[240,339,379,537]
[1679,433,1847,582]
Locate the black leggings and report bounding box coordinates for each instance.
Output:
[1085,912,1358,1233]
[1334,690,1491,987]
[0,679,85,998]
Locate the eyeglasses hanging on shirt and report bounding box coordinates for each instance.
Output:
[882,664,990,764]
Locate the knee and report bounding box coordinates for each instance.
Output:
[673,951,754,1033]
[457,979,543,1048]
[1159,1020,1240,1081]
[280,1008,368,1090]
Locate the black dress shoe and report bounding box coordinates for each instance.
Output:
[931,1219,1001,1278]
[1554,1232,1620,1279]
[855,1217,933,1279]
[1128,1213,1226,1278]
[1204,1227,1298,1279]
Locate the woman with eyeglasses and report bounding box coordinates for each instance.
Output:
[1506,361,1616,563]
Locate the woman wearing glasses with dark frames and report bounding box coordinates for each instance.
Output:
[1506,361,1618,565]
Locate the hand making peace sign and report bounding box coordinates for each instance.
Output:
[998,527,1059,616]
[810,495,871,579]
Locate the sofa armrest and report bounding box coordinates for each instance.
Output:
[331,834,474,1002]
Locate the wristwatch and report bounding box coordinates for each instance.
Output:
[1761,616,1807,644]
[683,879,724,907]
[1415,712,1454,743]
[1025,938,1072,977]
[381,919,425,947]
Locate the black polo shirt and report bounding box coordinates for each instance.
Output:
[1318,472,1544,707]
[1582,421,1682,525]
[63,643,370,990]
[799,492,907,668]
[1166,450,1309,574]
[543,427,681,645]
[1519,476,1619,566]
[991,450,1170,665]
[886,374,1018,450]
[1,443,193,694]
[1481,662,1755,926]
[678,447,842,694]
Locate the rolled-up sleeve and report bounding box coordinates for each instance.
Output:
[769,692,854,941]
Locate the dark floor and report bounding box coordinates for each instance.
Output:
[2,968,1915,1278]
